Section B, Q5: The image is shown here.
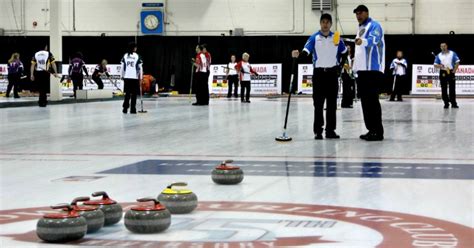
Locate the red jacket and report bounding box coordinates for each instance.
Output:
[194,53,208,73]
[204,52,212,70]
[235,61,257,81]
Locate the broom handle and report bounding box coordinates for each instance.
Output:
[140,78,144,111]
[189,64,194,102]
[108,77,122,93]
[283,58,297,130]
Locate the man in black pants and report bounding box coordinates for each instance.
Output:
[352,5,385,141]
[389,50,408,101]
[30,45,59,107]
[292,13,347,140]
[434,42,460,108]
[120,42,143,114]
[192,45,210,106]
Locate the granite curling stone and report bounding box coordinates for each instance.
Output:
[68,196,105,233]
[124,197,171,233]
[36,204,87,243]
[157,182,198,214]
[83,191,123,226]
[212,160,244,185]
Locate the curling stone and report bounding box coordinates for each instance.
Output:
[212,160,244,185]
[157,182,198,214]
[83,191,123,226]
[68,196,105,233]
[125,197,171,233]
[37,204,87,243]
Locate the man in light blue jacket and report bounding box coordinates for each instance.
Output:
[352,5,385,141]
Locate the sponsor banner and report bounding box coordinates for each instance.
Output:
[60,64,123,94]
[0,64,8,92]
[0,64,124,94]
[412,64,474,95]
[296,64,345,95]
[208,64,282,95]
[297,64,314,94]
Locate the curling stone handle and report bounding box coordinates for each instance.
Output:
[167,182,188,188]
[71,196,91,205]
[223,159,234,164]
[51,203,73,211]
[137,197,162,208]
[137,197,160,208]
[137,197,158,203]
[92,191,110,200]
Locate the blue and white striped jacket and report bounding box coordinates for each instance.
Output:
[353,18,385,73]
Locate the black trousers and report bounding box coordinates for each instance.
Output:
[7,74,21,97]
[194,72,209,105]
[313,68,339,134]
[439,72,457,106]
[123,78,139,110]
[227,75,239,97]
[71,73,84,97]
[390,74,406,100]
[356,71,384,135]
[35,71,50,106]
[341,72,355,107]
[92,76,104,89]
[241,81,251,102]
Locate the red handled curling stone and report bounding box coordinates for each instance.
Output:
[67,196,105,233]
[83,191,123,226]
[211,160,244,185]
[36,204,87,242]
[157,182,198,214]
[125,197,171,233]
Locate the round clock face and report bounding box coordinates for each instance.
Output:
[144,14,159,30]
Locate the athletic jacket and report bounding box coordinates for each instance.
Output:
[303,31,347,68]
[68,57,89,76]
[353,18,385,73]
[235,61,257,81]
[434,50,460,71]
[227,62,238,76]
[7,60,24,75]
[121,52,143,80]
[390,58,408,76]
[31,50,55,72]
[204,52,212,71]
[92,64,110,78]
[194,53,208,73]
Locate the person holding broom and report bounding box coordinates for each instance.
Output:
[292,13,347,140]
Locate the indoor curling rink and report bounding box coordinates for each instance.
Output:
[0,97,473,247]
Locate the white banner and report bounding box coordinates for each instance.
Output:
[208,64,282,95]
[0,64,8,92]
[0,64,124,94]
[296,64,314,95]
[412,64,474,95]
[296,64,346,96]
[60,64,124,94]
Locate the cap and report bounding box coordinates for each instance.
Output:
[320,13,333,23]
[353,5,369,13]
